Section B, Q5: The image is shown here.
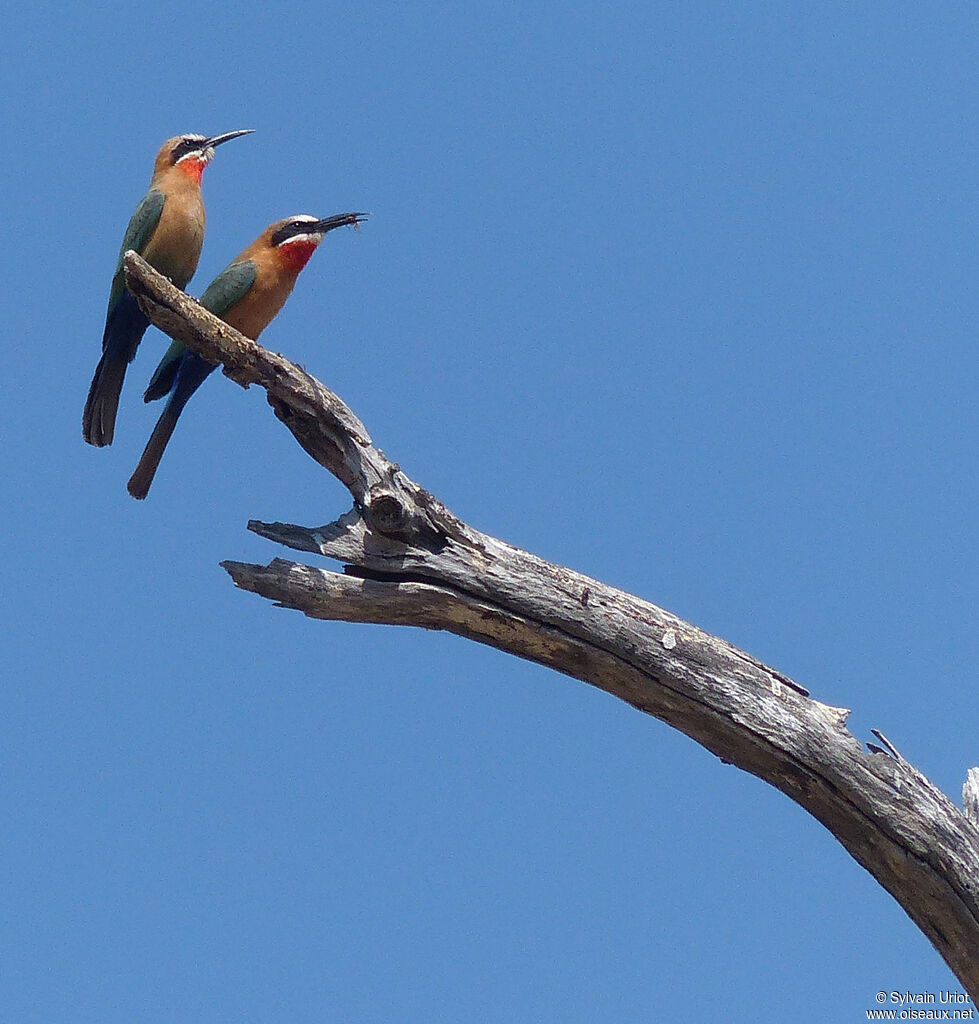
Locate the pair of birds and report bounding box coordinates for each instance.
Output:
[82,130,366,498]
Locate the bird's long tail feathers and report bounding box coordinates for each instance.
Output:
[126,398,184,500]
[129,353,215,500]
[82,292,149,446]
[82,349,128,447]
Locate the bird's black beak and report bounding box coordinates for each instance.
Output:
[313,212,370,233]
[205,129,255,149]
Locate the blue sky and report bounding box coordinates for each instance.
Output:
[2,1,977,1019]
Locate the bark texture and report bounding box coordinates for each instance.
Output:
[124,250,979,994]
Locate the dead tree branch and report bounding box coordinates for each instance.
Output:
[124,250,979,995]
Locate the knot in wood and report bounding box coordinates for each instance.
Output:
[366,487,410,535]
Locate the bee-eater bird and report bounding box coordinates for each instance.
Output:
[82,129,254,448]
[127,212,368,500]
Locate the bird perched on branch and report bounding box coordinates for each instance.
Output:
[127,212,368,500]
[82,130,254,447]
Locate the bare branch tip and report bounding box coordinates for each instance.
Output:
[964,768,979,825]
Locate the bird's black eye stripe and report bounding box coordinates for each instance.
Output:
[271,221,315,246]
[171,137,203,162]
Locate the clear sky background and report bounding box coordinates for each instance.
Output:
[2,2,977,1020]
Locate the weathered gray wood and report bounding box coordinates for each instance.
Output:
[125,250,979,996]
[965,770,979,829]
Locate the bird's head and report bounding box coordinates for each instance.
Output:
[154,130,254,183]
[265,212,369,272]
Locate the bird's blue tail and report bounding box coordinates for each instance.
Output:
[127,353,215,499]
[82,291,149,446]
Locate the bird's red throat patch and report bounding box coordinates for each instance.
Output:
[278,238,318,272]
[176,156,206,185]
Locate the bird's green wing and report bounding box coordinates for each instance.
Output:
[199,259,257,317]
[119,188,166,261]
[107,188,166,315]
[143,260,257,402]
